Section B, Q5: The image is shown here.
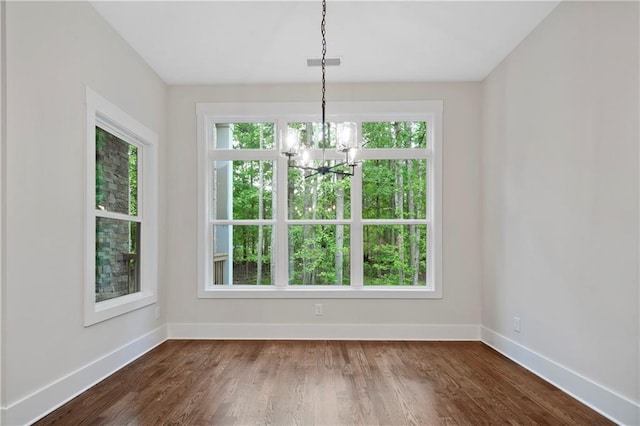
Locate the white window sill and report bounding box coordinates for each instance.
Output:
[198,286,442,299]
[85,291,157,326]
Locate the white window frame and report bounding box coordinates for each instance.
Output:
[84,87,158,326]
[197,101,442,299]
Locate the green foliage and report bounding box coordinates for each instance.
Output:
[232,122,275,149]
[232,160,274,220]
[359,122,428,285]
[128,145,138,216]
[288,225,350,285]
[363,225,427,286]
[362,121,427,148]
[221,121,428,286]
[288,168,351,220]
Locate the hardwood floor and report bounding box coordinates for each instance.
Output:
[36,341,612,425]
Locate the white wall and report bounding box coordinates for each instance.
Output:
[166,83,482,333]
[4,2,167,423]
[481,1,639,422]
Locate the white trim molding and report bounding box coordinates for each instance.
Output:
[168,323,479,341]
[2,326,167,426]
[481,326,640,426]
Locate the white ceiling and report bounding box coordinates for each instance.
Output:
[91,1,559,85]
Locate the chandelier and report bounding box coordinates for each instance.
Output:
[282,0,360,178]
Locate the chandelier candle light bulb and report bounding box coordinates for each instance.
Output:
[347,147,357,166]
[337,122,357,152]
[284,128,300,157]
[301,149,311,166]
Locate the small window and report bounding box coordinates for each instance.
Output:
[85,87,158,326]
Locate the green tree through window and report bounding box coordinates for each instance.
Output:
[214,121,429,286]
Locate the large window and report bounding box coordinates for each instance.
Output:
[197,101,442,298]
[85,87,158,325]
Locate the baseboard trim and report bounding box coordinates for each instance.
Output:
[481,326,640,426]
[167,322,480,341]
[3,325,168,426]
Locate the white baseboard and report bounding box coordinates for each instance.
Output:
[167,322,480,341]
[481,326,640,426]
[2,325,168,426]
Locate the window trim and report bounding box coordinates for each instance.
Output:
[197,101,442,299]
[84,87,158,326]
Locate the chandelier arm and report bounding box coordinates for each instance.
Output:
[303,169,353,179]
[324,161,347,171]
[291,165,325,172]
[289,163,354,178]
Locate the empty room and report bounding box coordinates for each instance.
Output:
[0,0,638,425]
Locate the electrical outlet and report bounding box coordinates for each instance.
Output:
[315,303,323,316]
[513,316,521,333]
[155,306,161,320]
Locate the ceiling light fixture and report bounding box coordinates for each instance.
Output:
[282,0,360,178]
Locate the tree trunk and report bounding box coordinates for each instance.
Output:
[244,231,249,277]
[335,174,344,285]
[302,123,313,285]
[256,126,264,285]
[310,123,319,285]
[272,155,277,286]
[393,123,405,285]
[407,156,418,286]
[288,167,295,283]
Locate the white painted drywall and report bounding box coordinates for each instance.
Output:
[166,83,482,328]
[4,0,167,411]
[482,1,639,404]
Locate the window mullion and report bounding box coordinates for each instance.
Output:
[426,156,431,223]
[95,210,140,222]
[427,221,434,289]
[275,120,289,287]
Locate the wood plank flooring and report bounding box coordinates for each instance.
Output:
[36,341,613,425]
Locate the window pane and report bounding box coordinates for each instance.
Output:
[288,225,350,285]
[362,122,427,148]
[213,225,273,285]
[212,123,274,149]
[96,217,140,301]
[363,225,427,286]
[288,122,330,150]
[213,160,274,220]
[96,127,138,215]
[287,122,356,150]
[362,159,427,219]
[288,163,351,220]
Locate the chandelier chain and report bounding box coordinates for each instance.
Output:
[321,0,327,157]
